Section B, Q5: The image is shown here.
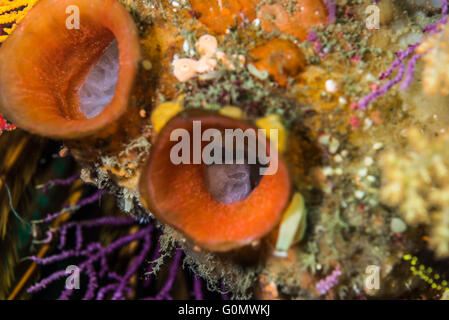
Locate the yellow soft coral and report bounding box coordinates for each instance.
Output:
[219,106,245,119]
[403,254,449,294]
[255,114,287,153]
[274,192,307,257]
[150,97,184,134]
[0,0,39,43]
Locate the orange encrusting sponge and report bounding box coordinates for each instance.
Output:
[250,38,307,87]
[190,0,257,34]
[190,0,327,41]
[0,0,140,139]
[258,0,328,42]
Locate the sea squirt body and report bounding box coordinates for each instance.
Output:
[0,0,140,139]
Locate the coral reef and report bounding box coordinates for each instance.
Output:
[4,0,449,301]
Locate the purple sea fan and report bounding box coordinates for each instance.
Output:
[324,0,337,25]
[25,194,203,300]
[357,0,448,109]
[27,216,152,300]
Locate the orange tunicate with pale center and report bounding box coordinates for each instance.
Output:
[139,111,292,252]
[251,39,306,86]
[190,0,257,34]
[0,0,141,139]
[258,0,328,42]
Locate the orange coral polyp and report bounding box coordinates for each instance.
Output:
[251,39,306,86]
[0,0,141,139]
[139,111,292,252]
[258,0,328,42]
[190,0,257,34]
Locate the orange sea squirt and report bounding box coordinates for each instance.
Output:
[139,111,292,252]
[0,0,141,139]
[190,0,257,34]
[258,0,328,42]
[250,39,306,86]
